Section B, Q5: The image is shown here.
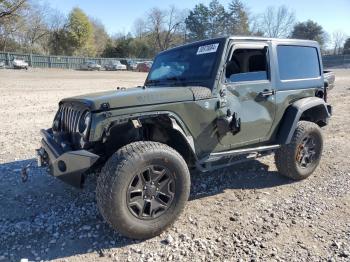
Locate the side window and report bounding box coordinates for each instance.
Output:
[225,48,268,82]
[277,45,320,80]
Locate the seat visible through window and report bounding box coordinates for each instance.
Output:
[226,48,268,82]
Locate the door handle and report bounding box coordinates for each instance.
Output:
[258,89,275,98]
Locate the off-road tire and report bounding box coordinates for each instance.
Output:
[96,141,190,239]
[275,121,323,180]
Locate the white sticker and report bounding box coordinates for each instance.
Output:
[196,43,219,55]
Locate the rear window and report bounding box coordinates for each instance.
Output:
[277,45,320,80]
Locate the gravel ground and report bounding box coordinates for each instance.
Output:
[0,68,349,262]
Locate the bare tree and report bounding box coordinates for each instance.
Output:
[0,17,21,51]
[0,0,26,19]
[21,2,51,52]
[332,31,347,55]
[0,0,27,51]
[46,10,68,55]
[147,6,185,52]
[133,18,147,39]
[259,5,295,38]
[249,15,264,36]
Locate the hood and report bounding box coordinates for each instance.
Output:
[60,86,208,111]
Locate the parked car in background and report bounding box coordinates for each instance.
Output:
[0,61,5,69]
[104,60,127,71]
[13,58,28,69]
[119,59,130,70]
[80,61,101,71]
[129,61,138,70]
[136,61,152,72]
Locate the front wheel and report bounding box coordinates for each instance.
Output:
[96,141,190,239]
[275,121,323,180]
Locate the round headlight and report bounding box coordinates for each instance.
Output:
[78,111,91,135]
[52,112,61,131]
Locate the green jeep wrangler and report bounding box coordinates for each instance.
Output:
[37,37,334,239]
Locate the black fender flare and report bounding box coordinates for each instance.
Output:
[138,112,198,163]
[168,117,196,155]
[276,97,331,144]
[104,111,197,160]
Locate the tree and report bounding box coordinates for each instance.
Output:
[47,10,68,55]
[0,0,26,20]
[331,31,347,55]
[291,20,326,47]
[0,0,27,51]
[130,38,153,58]
[146,6,185,52]
[344,38,350,54]
[259,5,295,38]
[207,0,227,38]
[20,2,51,53]
[249,15,265,36]
[228,0,249,35]
[185,4,210,41]
[90,18,110,56]
[102,35,132,58]
[133,18,147,39]
[66,7,95,56]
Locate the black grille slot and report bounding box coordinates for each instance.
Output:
[57,104,85,133]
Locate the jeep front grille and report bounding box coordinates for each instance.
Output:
[56,104,86,133]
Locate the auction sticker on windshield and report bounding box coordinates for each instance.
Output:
[197,43,219,55]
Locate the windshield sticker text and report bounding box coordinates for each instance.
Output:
[197,43,219,55]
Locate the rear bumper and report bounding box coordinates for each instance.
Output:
[37,129,99,187]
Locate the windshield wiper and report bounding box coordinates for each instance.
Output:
[165,76,185,81]
[145,77,183,87]
[145,77,204,87]
[165,77,206,86]
[145,79,164,86]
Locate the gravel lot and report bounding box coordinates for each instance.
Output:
[0,68,349,262]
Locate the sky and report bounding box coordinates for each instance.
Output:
[48,0,350,37]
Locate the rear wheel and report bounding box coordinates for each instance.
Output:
[275,121,323,180]
[96,141,190,239]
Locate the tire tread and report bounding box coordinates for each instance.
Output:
[275,121,323,180]
[96,141,190,239]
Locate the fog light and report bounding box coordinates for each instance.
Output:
[58,160,67,172]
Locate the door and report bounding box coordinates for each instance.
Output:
[218,43,276,148]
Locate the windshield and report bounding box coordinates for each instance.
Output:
[145,39,224,87]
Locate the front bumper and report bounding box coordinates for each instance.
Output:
[327,104,332,116]
[37,129,99,187]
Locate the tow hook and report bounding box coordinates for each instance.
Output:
[21,161,35,183]
[21,148,45,183]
